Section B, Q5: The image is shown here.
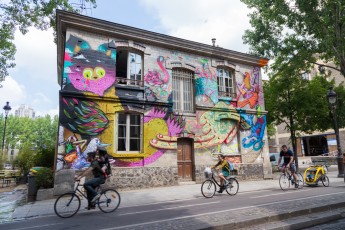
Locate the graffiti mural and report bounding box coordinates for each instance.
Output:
[63,35,116,96]
[195,59,218,106]
[114,107,185,166]
[241,113,266,151]
[237,67,261,109]
[144,56,172,101]
[57,32,268,172]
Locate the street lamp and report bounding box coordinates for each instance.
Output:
[326,87,344,178]
[1,102,11,156]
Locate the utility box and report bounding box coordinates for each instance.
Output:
[27,175,38,202]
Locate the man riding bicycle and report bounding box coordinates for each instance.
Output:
[277,145,298,188]
[211,154,231,193]
[76,151,106,210]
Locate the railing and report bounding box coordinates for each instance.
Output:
[218,91,236,98]
[116,77,144,87]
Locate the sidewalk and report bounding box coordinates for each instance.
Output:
[11,169,345,223]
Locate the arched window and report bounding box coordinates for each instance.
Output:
[172,68,194,113]
[217,68,236,98]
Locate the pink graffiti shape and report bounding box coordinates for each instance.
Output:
[68,66,115,96]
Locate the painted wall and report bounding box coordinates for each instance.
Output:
[56,28,267,171]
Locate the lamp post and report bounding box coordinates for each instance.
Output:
[1,102,11,156]
[326,87,344,178]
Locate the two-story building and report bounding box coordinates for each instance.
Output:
[55,10,271,189]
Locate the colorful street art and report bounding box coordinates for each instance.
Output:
[149,102,240,152]
[237,67,261,109]
[241,113,266,151]
[144,56,172,101]
[195,59,218,106]
[58,32,267,170]
[63,35,116,96]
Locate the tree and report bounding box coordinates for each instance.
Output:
[0,0,96,83]
[264,71,345,167]
[241,0,345,78]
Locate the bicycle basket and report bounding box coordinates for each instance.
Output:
[204,167,212,179]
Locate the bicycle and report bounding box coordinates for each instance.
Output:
[201,168,239,198]
[54,179,121,218]
[278,166,304,191]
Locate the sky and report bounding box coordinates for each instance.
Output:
[0,0,254,118]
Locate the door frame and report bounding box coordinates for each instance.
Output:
[177,137,195,181]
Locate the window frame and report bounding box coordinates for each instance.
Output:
[172,68,195,113]
[115,113,143,153]
[217,67,236,98]
[116,49,144,86]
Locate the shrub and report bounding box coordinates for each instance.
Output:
[35,167,54,189]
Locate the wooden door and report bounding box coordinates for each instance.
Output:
[177,138,194,180]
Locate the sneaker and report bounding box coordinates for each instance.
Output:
[217,189,224,193]
[85,205,96,210]
[294,183,299,189]
[91,193,101,203]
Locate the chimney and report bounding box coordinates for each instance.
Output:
[212,38,216,47]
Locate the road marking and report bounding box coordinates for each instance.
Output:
[101,191,345,230]
[251,189,313,198]
[119,201,220,216]
[121,197,202,208]
[11,223,63,230]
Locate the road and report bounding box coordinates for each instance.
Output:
[1,180,345,230]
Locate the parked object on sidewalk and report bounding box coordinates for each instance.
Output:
[303,160,329,187]
[201,168,239,198]
[54,179,120,218]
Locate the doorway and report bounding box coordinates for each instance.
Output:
[177,138,195,181]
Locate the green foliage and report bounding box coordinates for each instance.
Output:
[0,0,97,81]
[35,167,54,189]
[241,0,345,78]
[1,115,59,173]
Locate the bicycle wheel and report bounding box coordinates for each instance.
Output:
[296,172,304,189]
[54,193,81,218]
[225,178,239,196]
[321,175,330,187]
[98,189,121,213]
[201,180,216,198]
[279,174,290,191]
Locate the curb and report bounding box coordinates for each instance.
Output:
[208,201,345,229]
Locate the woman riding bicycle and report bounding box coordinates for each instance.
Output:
[211,154,231,193]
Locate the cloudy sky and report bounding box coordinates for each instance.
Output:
[0,0,253,117]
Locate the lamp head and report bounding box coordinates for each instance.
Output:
[3,101,11,116]
[327,87,337,105]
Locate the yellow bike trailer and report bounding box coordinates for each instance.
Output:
[303,161,329,187]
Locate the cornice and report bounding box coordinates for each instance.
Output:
[56,10,269,84]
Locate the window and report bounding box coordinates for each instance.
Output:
[117,113,142,152]
[116,50,143,86]
[172,68,194,112]
[217,68,235,97]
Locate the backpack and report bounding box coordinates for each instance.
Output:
[227,160,234,171]
[105,155,112,176]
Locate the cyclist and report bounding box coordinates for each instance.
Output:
[277,145,298,188]
[211,154,230,193]
[76,151,106,210]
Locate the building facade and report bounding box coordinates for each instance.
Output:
[55,10,271,189]
[15,104,35,119]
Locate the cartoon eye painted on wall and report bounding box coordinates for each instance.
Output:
[94,67,106,78]
[83,68,93,79]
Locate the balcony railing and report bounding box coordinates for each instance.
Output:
[116,77,144,87]
[218,91,236,98]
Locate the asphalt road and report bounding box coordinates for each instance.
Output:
[1,180,345,230]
